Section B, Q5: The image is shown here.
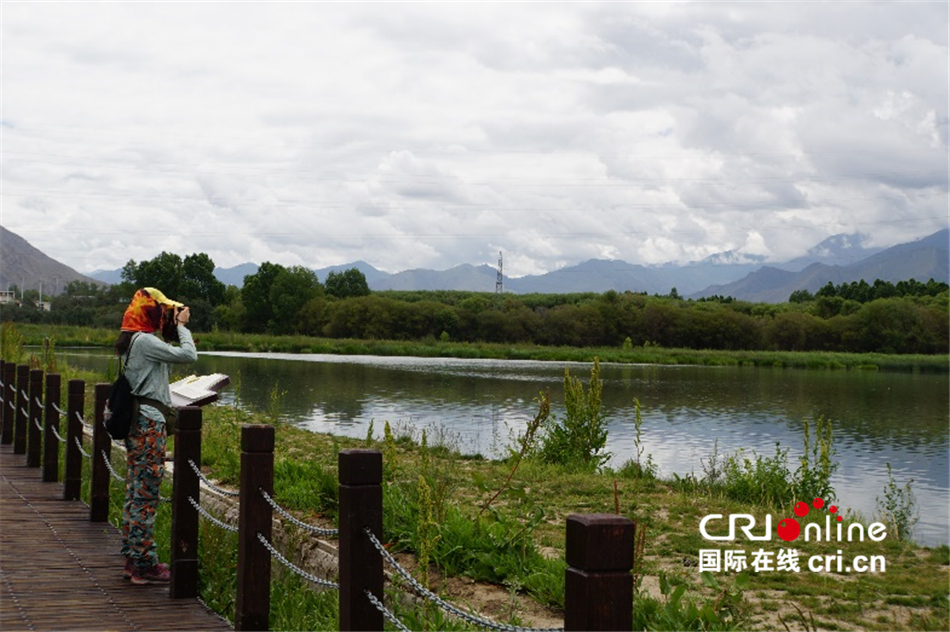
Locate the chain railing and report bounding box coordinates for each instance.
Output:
[0,363,635,632]
[189,496,239,532]
[257,532,340,589]
[187,458,240,497]
[100,449,126,482]
[51,424,66,443]
[364,526,562,632]
[76,411,93,431]
[74,435,92,459]
[365,589,411,632]
[260,488,339,537]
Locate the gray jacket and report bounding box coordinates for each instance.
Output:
[125,327,198,410]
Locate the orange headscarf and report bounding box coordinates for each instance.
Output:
[121,288,180,332]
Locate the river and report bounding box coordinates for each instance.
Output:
[57,348,949,546]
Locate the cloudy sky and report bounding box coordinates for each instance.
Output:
[2,2,947,278]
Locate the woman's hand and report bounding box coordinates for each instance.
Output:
[176,306,191,326]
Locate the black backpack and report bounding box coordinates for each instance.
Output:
[105,334,139,440]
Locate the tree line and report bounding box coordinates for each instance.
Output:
[790,278,948,304]
[2,251,947,355]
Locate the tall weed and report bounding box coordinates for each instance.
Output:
[1,321,24,363]
[876,462,919,542]
[794,416,837,502]
[538,357,610,471]
[701,417,839,509]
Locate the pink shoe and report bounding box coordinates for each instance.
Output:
[130,562,170,585]
[123,557,134,580]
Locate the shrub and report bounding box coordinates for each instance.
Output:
[537,357,610,471]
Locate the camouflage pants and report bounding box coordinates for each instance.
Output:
[121,405,166,569]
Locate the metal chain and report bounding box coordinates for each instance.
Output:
[363,528,563,632]
[100,450,125,482]
[259,489,339,537]
[187,459,240,497]
[20,407,30,418]
[34,396,44,410]
[255,532,340,589]
[76,411,92,430]
[33,415,44,433]
[51,425,66,443]
[188,496,239,532]
[21,389,29,400]
[74,436,91,459]
[52,402,67,417]
[365,589,411,632]
[8,399,15,410]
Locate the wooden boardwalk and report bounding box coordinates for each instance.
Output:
[0,444,232,631]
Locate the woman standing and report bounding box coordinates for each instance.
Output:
[115,287,197,585]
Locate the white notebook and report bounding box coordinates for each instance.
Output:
[169,373,230,408]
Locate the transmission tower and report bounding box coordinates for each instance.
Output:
[495,251,504,294]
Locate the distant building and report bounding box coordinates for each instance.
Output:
[0,291,17,305]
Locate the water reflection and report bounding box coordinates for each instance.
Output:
[56,348,949,545]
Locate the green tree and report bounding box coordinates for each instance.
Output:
[269,266,323,334]
[180,253,226,306]
[788,289,814,303]
[123,251,183,298]
[324,268,371,299]
[242,262,285,333]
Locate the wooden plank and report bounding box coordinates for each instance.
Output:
[0,444,232,631]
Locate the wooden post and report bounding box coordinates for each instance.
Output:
[14,364,29,454]
[564,513,634,632]
[170,406,202,599]
[1,361,15,444]
[89,383,112,522]
[64,379,84,500]
[43,373,61,482]
[338,449,383,632]
[235,425,274,631]
[27,368,43,467]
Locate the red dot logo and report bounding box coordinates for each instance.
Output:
[777,518,801,542]
[813,498,825,509]
[794,501,810,517]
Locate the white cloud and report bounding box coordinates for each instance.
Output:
[1,2,946,277]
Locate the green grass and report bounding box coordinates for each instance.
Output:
[14,323,949,372]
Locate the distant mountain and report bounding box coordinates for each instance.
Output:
[374,264,497,292]
[692,229,949,302]
[61,227,950,300]
[86,268,124,284]
[0,225,104,295]
[507,260,668,294]
[213,263,260,287]
[313,260,390,286]
[775,233,884,272]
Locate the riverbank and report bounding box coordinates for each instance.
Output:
[14,323,950,372]
[193,402,949,631]
[29,356,950,631]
